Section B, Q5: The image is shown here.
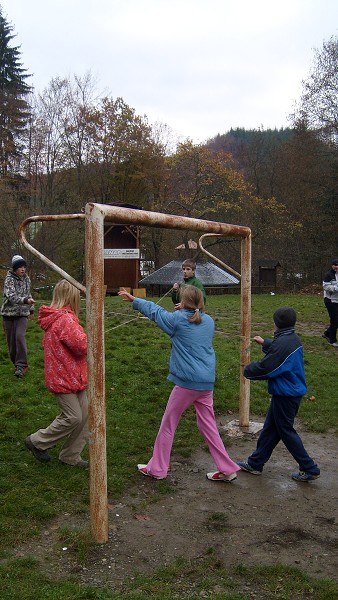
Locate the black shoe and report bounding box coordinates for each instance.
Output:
[59,459,89,468]
[25,436,51,462]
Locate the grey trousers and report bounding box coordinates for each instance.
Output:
[31,390,88,465]
[2,316,28,369]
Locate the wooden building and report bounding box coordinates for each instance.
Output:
[104,204,141,294]
[139,259,240,296]
[258,260,281,292]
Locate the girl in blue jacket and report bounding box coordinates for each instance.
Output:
[118,285,239,482]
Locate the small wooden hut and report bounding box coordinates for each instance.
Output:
[258,260,281,292]
[104,204,141,294]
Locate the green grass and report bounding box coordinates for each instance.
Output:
[0,293,337,597]
[0,553,337,599]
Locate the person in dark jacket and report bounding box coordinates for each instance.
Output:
[1,255,35,377]
[172,259,206,308]
[322,258,338,347]
[237,307,320,483]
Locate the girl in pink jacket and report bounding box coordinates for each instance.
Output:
[25,280,88,467]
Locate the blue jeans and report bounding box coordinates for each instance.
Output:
[248,395,320,475]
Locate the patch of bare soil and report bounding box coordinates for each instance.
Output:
[13,418,338,592]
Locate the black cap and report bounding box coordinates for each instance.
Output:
[273,307,297,329]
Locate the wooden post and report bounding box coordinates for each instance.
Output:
[85,204,108,543]
[239,233,252,427]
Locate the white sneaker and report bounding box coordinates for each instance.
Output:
[330,342,338,347]
[206,471,237,482]
[137,464,165,479]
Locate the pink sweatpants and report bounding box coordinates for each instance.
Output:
[146,385,240,478]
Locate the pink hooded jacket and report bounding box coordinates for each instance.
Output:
[38,304,88,394]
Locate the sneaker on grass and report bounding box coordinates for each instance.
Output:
[59,459,89,468]
[137,464,165,479]
[236,460,262,475]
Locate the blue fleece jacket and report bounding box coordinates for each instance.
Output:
[244,328,307,397]
[132,298,215,390]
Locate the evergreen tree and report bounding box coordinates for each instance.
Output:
[0,7,31,176]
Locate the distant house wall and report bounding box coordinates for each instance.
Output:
[103,204,141,293]
[259,267,277,289]
[256,261,281,292]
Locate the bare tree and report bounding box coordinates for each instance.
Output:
[291,36,338,145]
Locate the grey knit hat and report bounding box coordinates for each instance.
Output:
[12,255,27,270]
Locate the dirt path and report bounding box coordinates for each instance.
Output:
[13,420,338,590]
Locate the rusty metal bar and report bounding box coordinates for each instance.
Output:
[95,203,251,238]
[85,204,108,543]
[93,203,252,428]
[19,204,252,544]
[239,234,252,427]
[196,232,250,427]
[86,203,251,542]
[198,233,241,278]
[19,214,86,293]
[19,210,108,543]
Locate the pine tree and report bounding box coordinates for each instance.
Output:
[0,7,31,176]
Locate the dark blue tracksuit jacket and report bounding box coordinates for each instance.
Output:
[244,328,307,397]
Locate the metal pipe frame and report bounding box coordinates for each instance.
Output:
[19,214,86,293]
[20,203,252,544]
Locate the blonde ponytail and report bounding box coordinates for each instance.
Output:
[180,285,204,324]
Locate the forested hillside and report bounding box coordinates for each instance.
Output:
[0,5,337,289]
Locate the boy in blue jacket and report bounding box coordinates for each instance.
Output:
[237,306,320,483]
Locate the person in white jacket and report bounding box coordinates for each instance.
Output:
[322,258,338,347]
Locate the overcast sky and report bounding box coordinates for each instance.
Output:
[2,0,338,143]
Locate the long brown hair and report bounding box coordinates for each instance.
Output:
[180,285,204,324]
[50,279,80,315]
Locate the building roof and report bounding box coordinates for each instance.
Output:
[175,239,198,249]
[139,260,239,286]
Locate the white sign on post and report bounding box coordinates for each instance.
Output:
[104,248,140,259]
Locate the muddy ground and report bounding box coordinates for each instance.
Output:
[13,417,338,592]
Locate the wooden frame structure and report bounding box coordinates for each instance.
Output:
[20,203,252,543]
